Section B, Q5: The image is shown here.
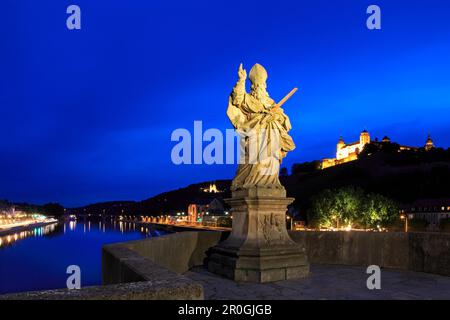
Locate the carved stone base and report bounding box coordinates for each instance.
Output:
[207,187,310,283]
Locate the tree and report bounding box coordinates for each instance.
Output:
[42,203,65,217]
[334,186,364,227]
[359,142,400,159]
[361,193,398,228]
[359,143,381,159]
[291,161,321,175]
[0,200,11,211]
[308,186,399,229]
[309,188,347,228]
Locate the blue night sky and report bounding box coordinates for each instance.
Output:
[1,0,450,207]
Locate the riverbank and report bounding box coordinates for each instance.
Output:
[0,220,58,237]
[134,221,231,232]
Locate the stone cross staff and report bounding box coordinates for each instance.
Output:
[270,87,298,112]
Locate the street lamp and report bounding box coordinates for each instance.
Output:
[286,215,293,230]
[400,214,408,233]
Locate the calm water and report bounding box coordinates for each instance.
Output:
[0,219,165,294]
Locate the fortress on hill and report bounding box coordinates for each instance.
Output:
[321,130,435,169]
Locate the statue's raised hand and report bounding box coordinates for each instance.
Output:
[238,63,247,81]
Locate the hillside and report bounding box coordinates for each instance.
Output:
[69,180,232,216]
[283,148,450,219]
[69,147,450,218]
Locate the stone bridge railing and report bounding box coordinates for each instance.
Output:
[102,231,227,283]
[1,230,448,299]
[289,231,450,277]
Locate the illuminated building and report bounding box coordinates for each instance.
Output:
[187,203,200,223]
[425,134,435,151]
[322,130,436,169]
[322,130,371,169]
[201,183,221,193]
[187,198,227,223]
[401,199,450,228]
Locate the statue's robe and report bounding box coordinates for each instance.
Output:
[226,83,295,190]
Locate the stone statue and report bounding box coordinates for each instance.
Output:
[207,63,309,283]
[226,63,295,191]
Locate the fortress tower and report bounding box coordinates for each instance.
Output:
[425,134,435,151]
[335,130,370,162]
[360,130,370,146]
[337,136,345,152]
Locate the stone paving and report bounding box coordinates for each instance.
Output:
[185,264,450,300]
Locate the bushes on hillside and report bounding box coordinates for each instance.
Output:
[291,161,321,175]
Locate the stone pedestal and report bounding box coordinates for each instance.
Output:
[207,187,310,283]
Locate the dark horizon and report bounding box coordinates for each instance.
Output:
[2,0,450,207]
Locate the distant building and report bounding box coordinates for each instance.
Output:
[0,205,14,217]
[322,130,370,169]
[187,198,227,223]
[425,134,435,151]
[322,130,436,169]
[401,199,450,226]
[201,183,222,193]
[187,203,201,223]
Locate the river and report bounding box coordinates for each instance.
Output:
[0,218,165,294]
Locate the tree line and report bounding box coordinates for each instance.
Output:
[307,186,399,229]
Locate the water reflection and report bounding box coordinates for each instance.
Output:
[0,223,58,248]
[0,218,164,249]
[0,218,167,294]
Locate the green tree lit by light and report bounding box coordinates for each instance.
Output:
[308,186,399,229]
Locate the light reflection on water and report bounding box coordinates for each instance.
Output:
[0,223,58,248]
[0,219,164,249]
[0,219,165,294]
